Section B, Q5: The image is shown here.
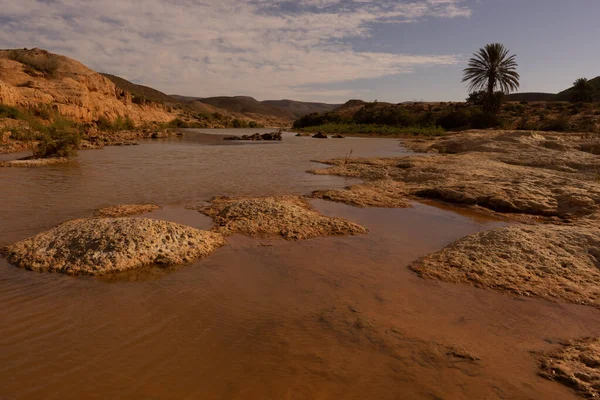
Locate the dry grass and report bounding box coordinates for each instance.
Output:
[199,195,368,240]
[538,337,600,398]
[410,223,600,307]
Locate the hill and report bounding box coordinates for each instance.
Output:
[506,92,557,102]
[261,100,340,118]
[101,73,177,104]
[556,76,600,102]
[197,96,295,119]
[507,76,600,102]
[170,95,339,119]
[0,48,176,123]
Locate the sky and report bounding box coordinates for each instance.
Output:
[0,0,598,103]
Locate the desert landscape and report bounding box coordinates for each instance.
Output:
[1,9,600,399]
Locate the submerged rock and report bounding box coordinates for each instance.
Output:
[313,132,328,139]
[199,195,368,240]
[95,204,161,217]
[538,337,600,399]
[223,132,282,141]
[295,132,311,137]
[410,223,600,307]
[332,134,345,139]
[1,218,226,275]
[261,132,282,141]
[311,180,410,208]
[0,157,71,168]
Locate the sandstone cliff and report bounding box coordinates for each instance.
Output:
[0,48,175,123]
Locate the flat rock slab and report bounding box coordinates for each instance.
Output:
[199,195,368,240]
[1,218,226,275]
[0,157,71,168]
[311,131,600,219]
[410,223,600,307]
[538,337,600,398]
[95,204,160,217]
[310,180,410,208]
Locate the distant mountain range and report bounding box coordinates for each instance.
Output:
[507,76,600,102]
[102,74,339,120]
[171,95,340,119]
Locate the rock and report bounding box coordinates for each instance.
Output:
[199,195,368,240]
[0,157,71,168]
[261,132,282,141]
[332,134,345,139]
[223,132,282,141]
[150,131,168,139]
[310,131,600,219]
[1,131,10,144]
[0,218,226,275]
[410,223,600,307]
[311,180,410,208]
[95,204,160,218]
[538,337,600,399]
[313,132,328,139]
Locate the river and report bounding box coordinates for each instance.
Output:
[0,129,597,399]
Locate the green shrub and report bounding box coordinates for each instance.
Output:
[168,118,189,128]
[9,50,59,77]
[0,104,22,119]
[231,118,248,128]
[96,116,113,131]
[299,123,445,136]
[516,116,536,131]
[436,108,472,130]
[95,115,136,131]
[540,117,571,132]
[114,116,136,130]
[470,110,502,129]
[132,95,146,105]
[31,103,53,120]
[34,118,80,158]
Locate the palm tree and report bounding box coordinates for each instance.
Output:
[463,43,520,112]
[571,78,594,103]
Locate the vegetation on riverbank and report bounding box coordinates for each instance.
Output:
[294,100,600,135]
[297,123,445,136]
[1,103,175,158]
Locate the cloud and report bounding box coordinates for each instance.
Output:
[0,0,471,101]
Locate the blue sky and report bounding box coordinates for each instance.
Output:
[0,0,598,103]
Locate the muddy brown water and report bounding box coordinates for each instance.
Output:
[1,129,599,399]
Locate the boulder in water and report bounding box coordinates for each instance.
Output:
[1,218,226,275]
[199,195,367,240]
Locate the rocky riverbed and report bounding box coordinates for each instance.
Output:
[310,130,600,220]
